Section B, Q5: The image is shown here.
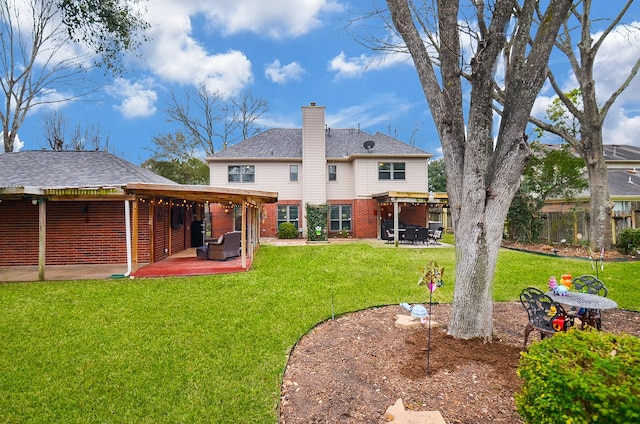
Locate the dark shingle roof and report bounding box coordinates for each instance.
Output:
[209,128,431,160]
[608,169,640,196]
[603,145,640,162]
[0,151,176,189]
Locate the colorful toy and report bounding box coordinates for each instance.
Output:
[548,276,558,291]
[554,285,569,296]
[561,273,572,288]
[552,316,566,331]
[549,276,568,295]
[400,302,428,324]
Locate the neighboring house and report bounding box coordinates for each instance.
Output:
[206,103,436,239]
[542,144,640,243]
[0,151,277,279]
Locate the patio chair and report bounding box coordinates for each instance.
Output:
[428,228,442,245]
[415,227,429,244]
[519,287,570,347]
[207,231,241,260]
[569,275,608,329]
[401,227,417,244]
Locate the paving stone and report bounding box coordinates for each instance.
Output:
[385,398,446,424]
[394,314,440,329]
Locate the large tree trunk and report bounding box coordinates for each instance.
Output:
[581,130,613,249]
[387,0,572,340]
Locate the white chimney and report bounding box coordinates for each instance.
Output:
[301,103,327,225]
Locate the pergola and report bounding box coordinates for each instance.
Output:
[372,191,449,246]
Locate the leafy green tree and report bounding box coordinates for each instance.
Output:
[1,0,148,153]
[141,157,208,185]
[142,132,209,185]
[428,159,447,192]
[507,142,588,243]
[525,1,640,250]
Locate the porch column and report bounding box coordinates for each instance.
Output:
[393,200,400,247]
[241,202,247,269]
[124,200,132,276]
[38,199,46,281]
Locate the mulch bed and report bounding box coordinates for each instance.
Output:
[280,302,640,424]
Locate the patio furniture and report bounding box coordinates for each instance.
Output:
[520,287,570,347]
[428,228,443,245]
[207,231,242,260]
[196,246,208,260]
[401,227,418,244]
[569,274,608,329]
[547,286,617,331]
[572,275,608,296]
[415,227,429,244]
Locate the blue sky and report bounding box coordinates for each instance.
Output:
[10,0,640,165]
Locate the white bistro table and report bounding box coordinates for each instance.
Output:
[546,291,618,329]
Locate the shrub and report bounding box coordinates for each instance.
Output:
[617,228,640,255]
[278,222,298,239]
[306,203,329,241]
[516,329,640,424]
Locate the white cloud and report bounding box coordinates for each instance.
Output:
[604,107,640,147]
[126,0,344,97]
[136,0,253,97]
[328,50,412,79]
[0,133,24,153]
[327,95,415,129]
[593,22,640,103]
[108,79,158,118]
[200,0,344,39]
[264,60,305,83]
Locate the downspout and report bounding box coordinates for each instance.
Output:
[125,200,132,276]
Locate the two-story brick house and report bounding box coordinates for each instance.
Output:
[206,103,435,239]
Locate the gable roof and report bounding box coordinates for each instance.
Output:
[207,128,431,161]
[603,145,640,162]
[608,169,640,197]
[0,151,176,189]
[0,151,278,205]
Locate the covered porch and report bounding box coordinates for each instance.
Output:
[373,191,449,245]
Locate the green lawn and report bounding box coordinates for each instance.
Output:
[1,242,639,423]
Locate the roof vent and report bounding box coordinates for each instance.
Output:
[363,140,375,152]
[310,102,316,106]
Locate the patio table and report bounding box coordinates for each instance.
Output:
[546,291,618,329]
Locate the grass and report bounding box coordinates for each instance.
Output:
[1,241,639,423]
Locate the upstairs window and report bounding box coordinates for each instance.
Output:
[378,162,406,180]
[328,164,337,181]
[228,165,255,182]
[289,165,298,182]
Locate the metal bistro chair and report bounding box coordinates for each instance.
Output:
[570,275,608,330]
[520,287,570,347]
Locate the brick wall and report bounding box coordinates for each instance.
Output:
[0,200,140,266]
[0,199,163,266]
[398,204,427,228]
[0,200,39,265]
[210,204,237,237]
[353,199,379,238]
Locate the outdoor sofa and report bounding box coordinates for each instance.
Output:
[206,231,242,260]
